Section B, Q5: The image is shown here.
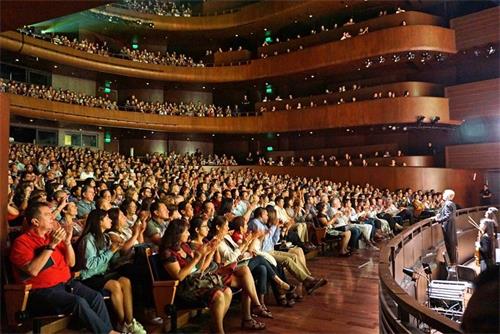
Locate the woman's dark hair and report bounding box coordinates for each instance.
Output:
[81,209,109,250]
[316,202,326,212]
[218,198,233,216]
[120,198,137,215]
[189,216,204,239]
[229,216,245,232]
[107,207,121,232]
[160,219,189,252]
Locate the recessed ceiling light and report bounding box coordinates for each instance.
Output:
[202,86,206,89]
[15,58,19,62]
[309,14,313,18]
[235,34,239,37]
[53,65,58,68]
[212,134,215,137]
[146,82,150,85]
[98,126,102,130]
[276,133,280,137]
[29,119,34,122]
[309,131,313,135]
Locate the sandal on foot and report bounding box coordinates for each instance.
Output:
[241,318,266,330]
[252,305,273,318]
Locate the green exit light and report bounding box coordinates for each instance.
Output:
[104,87,111,94]
[265,36,273,43]
[266,146,274,152]
[265,84,273,95]
[132,43,139,50]
[104,131,111,143]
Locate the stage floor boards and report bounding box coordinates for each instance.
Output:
[173,248,380,334]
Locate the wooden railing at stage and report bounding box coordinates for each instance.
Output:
[258,11,446,57]
[256,81,443,112]
[379,206,497,334]
[450,6,500,51]
[8,94,458,134]
[101,0,389,32]
[0,25,456,83]
[201,166,483,207]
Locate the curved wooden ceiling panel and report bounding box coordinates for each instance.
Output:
[0,26,457,83]
[8,94,459,134]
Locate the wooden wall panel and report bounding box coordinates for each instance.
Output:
[8,94,455,134]
[445,142,500,169]
[202,166,484,207]
[450,7,500,50]
[0,25,456,83]
[445,78,500,120]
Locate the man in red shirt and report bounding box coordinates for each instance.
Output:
[9,202,117,334]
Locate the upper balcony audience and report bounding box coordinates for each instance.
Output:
[119,0,192,17]
[6,142,446,332]
[120,46,205,67]
[0,79,239,117]
[1,79,119,110]
[18,28,204,68]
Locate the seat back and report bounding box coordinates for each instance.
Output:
[456,265,477,283]
[145,248,169,282]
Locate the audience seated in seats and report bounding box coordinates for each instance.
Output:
[6,141,451,332]
[76,209,146,333]
[120,0,192,17]
[249,207,327,295]
[9,202,118,334]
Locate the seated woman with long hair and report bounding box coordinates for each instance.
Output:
[216,215,297,309]
[160,219,232,334]
[189,216,270,328]
[315,202,352,256]
[77,209,146,334]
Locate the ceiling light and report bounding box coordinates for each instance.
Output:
[403,126,407,131]
[235,34,239,37]
[276,133,280,137]
[53,65,58,69]
[251,137,255,141]
[15,58,19,62]
[309,131,313,135]
[146,82,150,86]
[212,134,215,137]
[151,131,154,134]
[202,86,206,89]
[310,74,315,78]
[29,119,34,122]
[309,14,313,18]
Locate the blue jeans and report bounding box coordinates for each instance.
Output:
[27,280,113,334]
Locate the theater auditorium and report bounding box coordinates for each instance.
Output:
[0,1,498,333]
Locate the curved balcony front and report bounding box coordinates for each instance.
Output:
[0,25,456,83]
[8,94,458,134]
[100,0,375,32]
